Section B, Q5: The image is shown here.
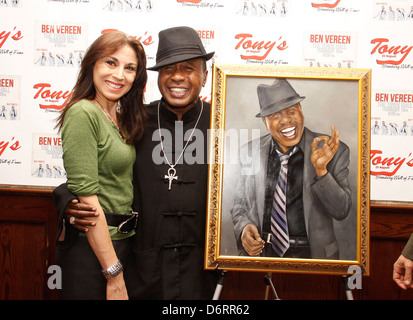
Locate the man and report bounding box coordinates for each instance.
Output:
[381,121,388,135]
[0,105,6,120]
[372,120,380,135]
[231,79,352,259]
[393,234,413,290]
[400,121,409,136]
[54,26,218,299]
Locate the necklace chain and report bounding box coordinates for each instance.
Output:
[94,99,126,141]
[157,100,203,190]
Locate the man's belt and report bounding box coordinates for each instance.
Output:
[263,232,309,247]
[289,237,309,247]
[104,211,139,234]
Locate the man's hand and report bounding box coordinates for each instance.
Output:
[64,198,98,232]
[311,124,340,177]
[241,224,265,256]
[393,254,413,290]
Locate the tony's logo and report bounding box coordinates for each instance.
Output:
[235,33,288,60]
[177,0,202,3]
[0,26,23,48]
[371,149,413,176]
[33,83,72,110]
[311,0,341,8]
[370,38,413,65]
[0,137,21,157]
[101,29,154,47]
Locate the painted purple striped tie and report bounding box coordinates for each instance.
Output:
[271,147,297,257]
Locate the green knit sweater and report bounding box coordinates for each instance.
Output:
[62,99,136,240]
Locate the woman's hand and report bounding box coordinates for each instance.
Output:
[106,272,129,300]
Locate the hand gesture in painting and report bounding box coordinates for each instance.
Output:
[311,125,340,177]
[393,254,413,290]
[241,224,265,256]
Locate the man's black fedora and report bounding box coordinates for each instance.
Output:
[147,26,215,71]
[256,78,305,118]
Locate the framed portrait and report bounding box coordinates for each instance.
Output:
[205,64,370,275]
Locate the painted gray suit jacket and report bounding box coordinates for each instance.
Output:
[231,127,352,259]
[402,234,413,260]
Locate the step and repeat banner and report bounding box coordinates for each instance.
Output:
[1,0,413,203]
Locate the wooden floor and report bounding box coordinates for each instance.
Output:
[1,188,412,300]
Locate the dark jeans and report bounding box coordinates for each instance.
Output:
[55,235,136,300]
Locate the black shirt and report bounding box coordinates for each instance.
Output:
[132,98,218,299]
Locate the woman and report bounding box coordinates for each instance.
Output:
[55,31,147,299]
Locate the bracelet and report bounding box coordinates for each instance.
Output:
[102,260,123,280]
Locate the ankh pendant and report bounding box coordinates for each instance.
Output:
[165,167,178,190]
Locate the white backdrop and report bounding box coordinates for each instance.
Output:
[1,0,413,202]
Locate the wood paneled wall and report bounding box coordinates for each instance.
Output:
[0,189,412,300]
[0,189,57,300]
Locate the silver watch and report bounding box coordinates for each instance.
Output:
[102,260,123,280]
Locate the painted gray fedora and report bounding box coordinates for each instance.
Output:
[256,78,305,118]
[147,26,215,71]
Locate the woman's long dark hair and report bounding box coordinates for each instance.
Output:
[56,30,147,144]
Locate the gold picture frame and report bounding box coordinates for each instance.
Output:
[205,64,370,275]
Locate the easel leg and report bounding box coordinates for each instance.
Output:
[264,273,281,300]
[212,270,227,300]
[342,275,354,300]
